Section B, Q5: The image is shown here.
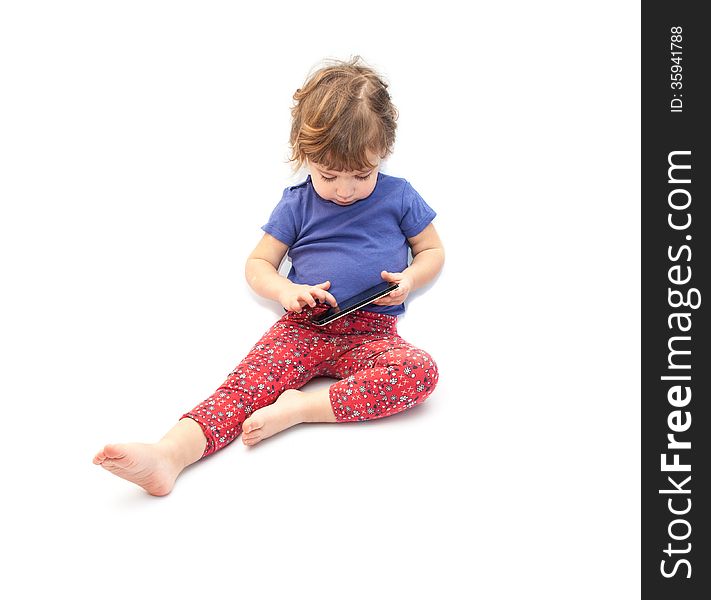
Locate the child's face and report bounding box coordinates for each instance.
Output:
[307,151,381,206]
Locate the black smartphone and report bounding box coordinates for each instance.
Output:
[310,281,399,326]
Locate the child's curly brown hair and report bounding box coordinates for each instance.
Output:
[288,55,399,174]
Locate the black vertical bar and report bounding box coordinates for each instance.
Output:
[642,2,709,598]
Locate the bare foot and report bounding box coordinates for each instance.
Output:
[93,442,182,496]
[242,390,308,446]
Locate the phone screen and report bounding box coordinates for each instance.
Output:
[310,281,399,326]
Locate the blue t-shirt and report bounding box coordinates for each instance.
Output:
[262,172,436,316]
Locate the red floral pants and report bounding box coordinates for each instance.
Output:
[181,306,439,457]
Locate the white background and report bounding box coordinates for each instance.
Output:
[0,1,640,598]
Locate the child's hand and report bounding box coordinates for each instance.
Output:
[372,270,413,306]
[279,281,338,313]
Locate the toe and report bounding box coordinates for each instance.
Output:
[243,415,263,434]
[243,434,260,446]
[103,443,127,459]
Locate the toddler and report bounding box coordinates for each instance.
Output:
[93,56,445,496]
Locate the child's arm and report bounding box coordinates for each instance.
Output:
[245,233,338,312]
[373,223,445,306]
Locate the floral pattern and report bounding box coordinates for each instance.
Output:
[182,306,439,457]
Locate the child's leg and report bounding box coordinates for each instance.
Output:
[328,337,439,421]
[94,312,341,494]
[181,315,340,456]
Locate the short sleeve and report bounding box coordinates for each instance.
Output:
[400,181,437,238]
[261,189,300,246]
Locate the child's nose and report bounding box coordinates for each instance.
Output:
[336,186,354,199]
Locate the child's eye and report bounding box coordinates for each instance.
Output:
[319,173,371,183]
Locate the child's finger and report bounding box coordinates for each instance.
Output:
[295,292,315,308]
[302,293,317,308]
[325,292,338,306]
[314,288,338,307]
[376,290,405,305]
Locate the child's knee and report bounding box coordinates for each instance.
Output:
[391,346,439,400]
